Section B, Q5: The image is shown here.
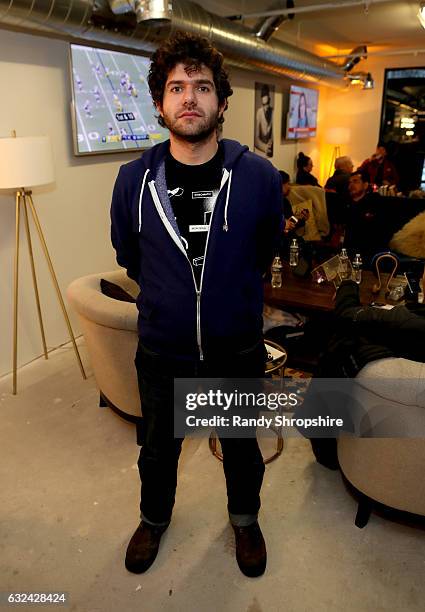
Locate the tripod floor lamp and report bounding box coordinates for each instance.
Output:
[0,134,86,394]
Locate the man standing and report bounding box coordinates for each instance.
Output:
[110,33,283,577]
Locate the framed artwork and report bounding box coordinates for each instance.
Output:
[254,82,275,158]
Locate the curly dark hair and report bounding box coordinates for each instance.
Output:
[148,32,233,127]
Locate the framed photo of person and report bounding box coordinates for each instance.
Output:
[254,82,275,158]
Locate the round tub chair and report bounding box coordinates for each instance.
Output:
[337,357,425,527]
[67,269,141,423]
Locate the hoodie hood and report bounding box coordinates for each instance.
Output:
[139,138,249,178]
[136,138,250,235]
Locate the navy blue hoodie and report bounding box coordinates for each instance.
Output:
[111,138,283,360]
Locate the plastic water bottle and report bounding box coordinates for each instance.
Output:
[352,253,362,284]
[289,239,299,268]
[271,256,283,288]
[339,248,349,280]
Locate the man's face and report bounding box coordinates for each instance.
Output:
[375,146,386,160]
[349,174,368,200]
[157,63,225,143]
[342,158,354,174]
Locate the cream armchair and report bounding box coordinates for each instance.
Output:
[337,357,425,527]
[67,269,141,421]
[287,184,330,239]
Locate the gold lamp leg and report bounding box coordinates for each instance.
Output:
[26,192,86,381]
[328,145,341,179]
[22,193,48,360]
[12,192,22,395]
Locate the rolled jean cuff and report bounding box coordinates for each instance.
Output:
[141,512,171,528]
[229,512,258,527]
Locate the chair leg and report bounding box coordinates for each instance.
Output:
[355,494,373,528]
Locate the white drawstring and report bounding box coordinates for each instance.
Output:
[223,169,232,232]
[138,168,150,232]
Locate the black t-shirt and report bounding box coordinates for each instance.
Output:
[165,146,223,287]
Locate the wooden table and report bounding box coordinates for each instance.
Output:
[264,266,393,314]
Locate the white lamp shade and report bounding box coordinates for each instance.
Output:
[0,136,54,189]
[326,127,351,146]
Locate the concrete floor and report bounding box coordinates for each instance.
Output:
[1,340,424,612]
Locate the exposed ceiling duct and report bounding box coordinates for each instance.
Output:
[134,0,173,23]
[341,45,368,73]
[227,0,399,20]
[252,1,295,43]
[0,0,345,88]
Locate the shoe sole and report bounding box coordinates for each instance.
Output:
[125,549,160,574]
[236,554,267,577]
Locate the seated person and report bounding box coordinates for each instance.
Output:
[263,171,311,361]
[325,156,354,197]
[280,170,309,235]
[295,152,321,187]
[278,170,311,266]
[343,170,387,265]
[303,273,425,469]
[358,142,399,188]
[325,156,354,231]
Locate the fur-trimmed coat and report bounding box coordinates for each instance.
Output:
[390,210,425,258]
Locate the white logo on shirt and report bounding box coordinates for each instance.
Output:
[189,224,209,232]
[193,190,213,199]
[168,187,184,198]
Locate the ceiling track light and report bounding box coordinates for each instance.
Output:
[364,72,374,89]
[346,71,374,89]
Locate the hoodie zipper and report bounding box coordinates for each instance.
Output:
[197,169,231,359]
[147,171,231,361]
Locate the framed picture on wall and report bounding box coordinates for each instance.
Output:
[254,82,275,158]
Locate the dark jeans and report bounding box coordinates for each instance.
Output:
[135,339,266,527]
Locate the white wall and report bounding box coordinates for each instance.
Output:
[225,68,326,179]
[226,54,425,186]
[0,30,139,378]
[318,53,425,183]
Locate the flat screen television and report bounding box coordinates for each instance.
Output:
[286,85,319,140]
[69,43,168,156]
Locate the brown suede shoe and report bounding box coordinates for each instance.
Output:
[232,521,267,577]
[125,521,168,574]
